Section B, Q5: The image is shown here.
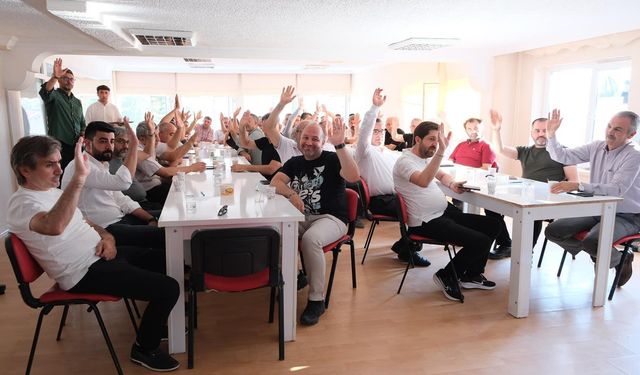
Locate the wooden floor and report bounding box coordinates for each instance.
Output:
[2,219,640,375]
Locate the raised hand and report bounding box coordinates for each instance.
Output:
[239,110,252,131]
[327,116,346,145]
[489,109,503,131]
[372,88,386,107]
[233,106,242,118]
[182,110,191,124]
[547,108,563,137]
[195,110,202,122]
[53,58,68,78]
[144,111,156,133]
[74,136,90,180]
[174,94,180,110]
[437,123,451,152]
[280,86,296,105]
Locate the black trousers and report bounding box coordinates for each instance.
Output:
[106,210,165,250]
[69,246,179,351]
[369,194,398,218]
[485,210,512,246]
[147,182,172,205]
[408,203,500,276]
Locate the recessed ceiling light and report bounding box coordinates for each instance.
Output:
[389,38,459,51]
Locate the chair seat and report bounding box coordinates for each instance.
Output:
[204,268,270,292]
[573,231,589,241]
[39,284,121,304]
[408,234,447,246]
[368,213,397,222]
[322,235,352,253]
[613,233,640,247]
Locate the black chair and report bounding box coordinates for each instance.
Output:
[359,178,399,264]
[187,227,283,369]
[5,233,127,375]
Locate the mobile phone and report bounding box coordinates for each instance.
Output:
[567,191,594,197]
[462,184,481,191]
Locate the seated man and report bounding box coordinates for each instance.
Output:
[136,117,206,205]
[8,136,180,371]
[236,113,265,164]
[194,115,215,143]
[393,122,500,302]
[356,88,430,266]
[62,121,165,250]
[384,117,406,151]
[155,113,197,166]
[545,110,640,286]
[271,120,360,326]
[449,117,512,258]
[232,111,282,180]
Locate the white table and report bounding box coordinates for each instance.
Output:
[158,167,304,353]
[439,167,622,318]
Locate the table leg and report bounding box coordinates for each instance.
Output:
[281,222,298,341]
[166,227,186,354]
[508,208,534,318]
[593,202,616,306]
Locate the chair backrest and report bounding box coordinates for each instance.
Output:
[359,177,371,208]
[394,192,410,239]
[5,233,43,308]
[345,188,359,237]
[190,227,280,292]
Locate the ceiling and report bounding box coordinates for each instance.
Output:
[3,0,640,75]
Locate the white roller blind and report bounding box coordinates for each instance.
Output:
[297,74,351,94]
[176,73,240,95]
[115,72,176,95]
[240,74,296,94]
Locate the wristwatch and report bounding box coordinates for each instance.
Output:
[578,182,585,192]
[334,143,346,150]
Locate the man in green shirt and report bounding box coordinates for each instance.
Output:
[39,57,86,171]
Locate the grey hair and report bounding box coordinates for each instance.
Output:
[11,136,61,186]
[136,122,153,138]
[616,111,639,134]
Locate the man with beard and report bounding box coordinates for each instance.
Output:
[393,122,500,302]
[490,110,578,258]
[62,121,165,250]
[39,57,86,171]
[545,110,640,287]
[271,118,360,326]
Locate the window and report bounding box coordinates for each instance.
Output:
[21,79,46,136]
[116,95,174,125]
[181,96,234,123]
[545,61,631,148]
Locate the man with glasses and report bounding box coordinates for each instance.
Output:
[39,57,86,171]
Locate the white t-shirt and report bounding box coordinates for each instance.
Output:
[275,134,302,164]
[393,151,448,227]
[85,101,122,124]
[214,129,225,143]
[7,187,101,290]
[61,152,140,227]
[136,145,163,191]
[155,142,169,158]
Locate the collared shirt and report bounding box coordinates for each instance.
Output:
[39,85,86,145]
[355,104,401,196]
[85,101,122,124]
[547,137,640,213]
[195,124,215,143]
[61,152,140,227]
[136,144,163,191]
[449,139,496,168]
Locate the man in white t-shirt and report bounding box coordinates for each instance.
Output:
[85,85,122,124]
[8,135,180,371]
[393,121,500,302]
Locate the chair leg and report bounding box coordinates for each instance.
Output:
[26,308,49,375]
[557,250,569,277]
[123,299,139,335]
[537,238,548,268]
[56,305,69,341]
[193,290,198,329]
[90,303,123,375]
[278,281,285,360]
[397,244,416,294]
[131,299,142,319]
[188,288,195,369]
[325,248,340,308]
[350,241,357,289]
[268,286,276,323]
[609,245,630,301]
[362,220,378,264]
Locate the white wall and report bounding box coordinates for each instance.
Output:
[0,55,18,234]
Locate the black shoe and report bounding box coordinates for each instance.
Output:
[488,245,511,260]
[398,251,431,267]
[130,343,180,372]
[300,300,325,326]
[355,218,365,229]
[0,284,5,295]
[459,274,497,290]
[433,269,464,302]
[297,271,308,290]
[616,250,634,287]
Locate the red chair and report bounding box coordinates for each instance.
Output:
[187,227,283,369]
[5,234,125,375]
[395,193,462,301]
[359,178,399,264]
[322,188,359,308]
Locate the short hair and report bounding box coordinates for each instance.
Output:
[251,114,260,122]
[261,113,271,122]
[302,122,325,141]
[137,122,153,138]
[300,112,313,120]
[375,118,382,124]
[203,116,212,122]
[463,117,482,129]
[65,69,74,76]
[113,126,127,138]
[96,85,110,92]
[11,136,61,186]
[158,122,175,133]
[531,117,548,127]
[616,111,639,134]
[413,121,440,141]
[84,121,115,140]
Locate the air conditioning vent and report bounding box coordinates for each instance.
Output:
[389,38,458,51]
[130,29,195,46]
[183,58,212,63]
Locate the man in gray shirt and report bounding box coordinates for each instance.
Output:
[545,109,640,287]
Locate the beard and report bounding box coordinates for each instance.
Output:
[534,136,547,147]
[419,145,437,158]
[93,151,112,162]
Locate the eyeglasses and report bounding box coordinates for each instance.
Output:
[372,129,384,134]
[59,76,75,82]
[115,139,130,145]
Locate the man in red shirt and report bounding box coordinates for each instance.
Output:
[449,118,512,258]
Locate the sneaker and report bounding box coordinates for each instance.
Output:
[488,245,511,260]
[297,271,309,290]
[433,269,464,302]
[398,251,431,267]
[355,218,365,229]
[130,343,180,372]
[616,250,634,287]
[300,300,325,326]
[459,274,497,290]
